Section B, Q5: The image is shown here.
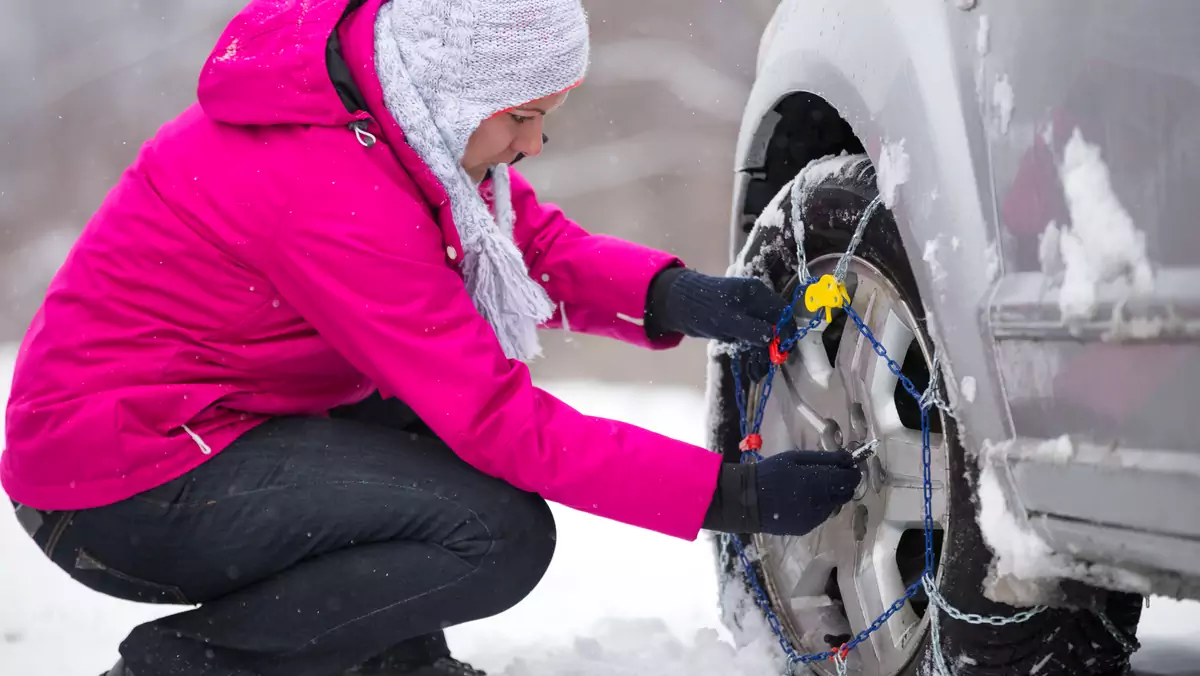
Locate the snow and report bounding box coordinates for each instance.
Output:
[213,37,240,63]
[1041,121,1055,149]
[794,152,859,193]
[1039,221,1064,279]
[1137,597,1200,676]
[993,74,1014,135]
[977,438,1169,610]
[589,39,749,125]
[1030,653,1054,675]
[489,621,778,676]
[876,138,910,209]
[977,454,1061,597]
[2,348,1198,675]
[724,173,793,283]
[1104,298,1180,342]
[976,15,990,56]
[1042,434,1076,463]
[726,152,862,287]
[959,376,977,404]
[987,434,1076,465]
[923,236,949,285]
[984,241,1002,282]
[1055,128,1155,321]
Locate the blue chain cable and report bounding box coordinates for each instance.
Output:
[729,280,1043,672]
[725,182,1044,671]
[725,279,941,669]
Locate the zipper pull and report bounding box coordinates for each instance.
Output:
[350,119,377,148]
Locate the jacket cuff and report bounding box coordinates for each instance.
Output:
[701,461,760,533]
[643,264,686,341]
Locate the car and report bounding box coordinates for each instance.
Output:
[705,1,1200,674]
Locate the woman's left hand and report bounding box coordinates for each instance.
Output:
[644,267,796,351]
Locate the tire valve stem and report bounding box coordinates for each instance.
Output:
[823,633,852,648]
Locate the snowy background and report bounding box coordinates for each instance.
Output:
[1,348,1198,676]
[4,2,1198,674]
[0,0,779,390]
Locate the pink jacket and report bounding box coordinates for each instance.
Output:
[1,0,721,540]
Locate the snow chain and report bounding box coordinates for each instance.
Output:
[725,187,1047,675]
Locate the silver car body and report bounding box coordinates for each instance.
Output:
[731,0,1200,604]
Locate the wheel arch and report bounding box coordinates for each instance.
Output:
[729,9,1015,450]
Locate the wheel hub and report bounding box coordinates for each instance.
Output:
[819,419,844,451]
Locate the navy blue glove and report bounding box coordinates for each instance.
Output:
[755,450,861,536]
[742,346,773,385]
[703,450,861,536]
[645,267,795,347]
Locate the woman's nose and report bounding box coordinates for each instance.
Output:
[512,125,546,159]
[511,134,548,166]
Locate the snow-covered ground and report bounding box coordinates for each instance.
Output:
[0,347,1197,676]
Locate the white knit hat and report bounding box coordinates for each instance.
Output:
[375,0,590,362]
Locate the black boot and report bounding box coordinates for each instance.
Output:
[99,658,132,676]
[102,651,484,676]
[349,656,486,676]
[349,633,484,676]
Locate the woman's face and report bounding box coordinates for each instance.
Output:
[461,90,570,182]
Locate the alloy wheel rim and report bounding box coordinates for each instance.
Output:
[749,253,951,676]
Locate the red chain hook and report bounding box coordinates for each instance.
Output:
[768,324,789,365]
[739,433,763,453]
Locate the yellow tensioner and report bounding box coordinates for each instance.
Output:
[804,274,851,323]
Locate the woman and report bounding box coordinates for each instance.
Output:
[2,1,861,675]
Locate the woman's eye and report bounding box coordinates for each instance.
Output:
[510,114,535,125]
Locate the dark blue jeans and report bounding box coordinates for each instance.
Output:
[15,395,557,676]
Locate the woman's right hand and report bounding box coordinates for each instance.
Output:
[702,450,862,536]
[753,450,862,535]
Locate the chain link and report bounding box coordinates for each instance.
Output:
[833,195,883,283]
[922,576,1046,626]
[918,353,943,410]
[833,652,850,676]
[928,589,951,676]
[791,178,812,284]
[917,352,959,419]
[728,529,834,664]
[1095,608,1141,654]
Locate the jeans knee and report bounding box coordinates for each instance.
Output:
[508,492,556,587]
[468,490,555,613]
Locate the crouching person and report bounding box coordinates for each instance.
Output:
[2,1,861,675]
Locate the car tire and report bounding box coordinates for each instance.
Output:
[708,153,1142,676]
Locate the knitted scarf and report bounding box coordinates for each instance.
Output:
[373,0,588,362]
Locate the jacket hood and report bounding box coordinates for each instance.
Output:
[198,0,364,128]
[196,0,465,254]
